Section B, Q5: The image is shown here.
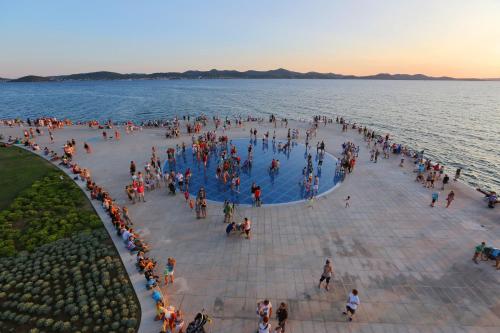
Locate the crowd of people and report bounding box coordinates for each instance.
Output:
[334,115,498,209]
[2,113,497,332]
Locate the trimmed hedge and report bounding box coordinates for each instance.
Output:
[0,230,140,332]
[0,174,102,256]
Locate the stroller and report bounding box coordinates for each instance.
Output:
[168,182,176,195]
[186,311,212,333]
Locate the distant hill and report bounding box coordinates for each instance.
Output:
[9,75,53,83]
[7,69,493,82]
[0,77,12,82]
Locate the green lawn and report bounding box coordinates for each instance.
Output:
[0,146,59,210]
[0,145,141,332]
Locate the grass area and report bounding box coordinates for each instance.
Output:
[0,146,140,332]
[0,147,102,256]
[0,146,59,210]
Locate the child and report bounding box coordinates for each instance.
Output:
[430,192,438,207]
[164,257,176,286]
[345,196,350,208]
[472,242,486,264]
[342,289,360,322]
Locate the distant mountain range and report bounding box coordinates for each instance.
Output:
[5,69,499,82]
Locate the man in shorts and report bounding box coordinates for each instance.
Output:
[318,259,334,291]
[342,289,360,322]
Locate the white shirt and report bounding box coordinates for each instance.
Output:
[258,322,271,333]
[122,230,131,241]
[347,293,360,310]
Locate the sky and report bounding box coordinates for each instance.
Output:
[1,0,499,78]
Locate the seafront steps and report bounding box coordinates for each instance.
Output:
[1,117,499,332]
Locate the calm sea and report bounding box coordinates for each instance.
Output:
[0,79,499,191]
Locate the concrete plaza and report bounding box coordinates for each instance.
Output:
[2,119,499,333]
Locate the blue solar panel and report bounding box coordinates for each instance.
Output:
[163,138,342,205]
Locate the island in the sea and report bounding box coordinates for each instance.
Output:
[6,68,498,82]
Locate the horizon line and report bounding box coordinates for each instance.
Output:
[3,68,500,81]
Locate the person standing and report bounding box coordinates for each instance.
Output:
[130,161,136,176]
[200,197,207,218]
[223,200,233,223]
[454,168,462,181]
[345,196,350,208]
[255,186,262,207]
[164,257,176,285]
[243,218,252,239]
[446,190,455,208]
[251,182,258,206]
[276,302,288,333]
[318,259,334,291]
[257,299,273,321]
[342,289,360,322]
[137,182,146,202]
[84,142,91,153]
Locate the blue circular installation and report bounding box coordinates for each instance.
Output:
[164,138,342,205]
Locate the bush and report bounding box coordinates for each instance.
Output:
[0,175,103,255]
[0,156,140,332]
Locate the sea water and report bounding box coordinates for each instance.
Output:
[0,79,499,191]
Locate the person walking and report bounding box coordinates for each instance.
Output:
[430,191,438,207]
[345,196,350,208]
[441,174,449,190]
[130,161,136,176]
[446,190,455,208]
[342,289,360,322]
[164,257,176,285]
[223,200,233,223]
[122,206,133,225]
[276,302,288,332]
[258,316,271,333]
[257,299,273,321]
[200,197,207,218]
[318,259,334,291]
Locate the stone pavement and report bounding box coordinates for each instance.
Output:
[1,120,499,333]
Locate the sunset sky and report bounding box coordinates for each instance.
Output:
[1,0,499,78]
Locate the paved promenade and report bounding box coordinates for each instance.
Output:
[2,120,499,333]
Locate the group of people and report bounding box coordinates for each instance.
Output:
[256,300,288,333]
[472,242,500,270]
[223,201,252,239]
[336,116,469,210]
[15,119,189,333]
